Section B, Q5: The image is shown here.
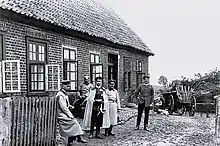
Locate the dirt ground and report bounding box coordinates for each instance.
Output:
[58,108,217,146]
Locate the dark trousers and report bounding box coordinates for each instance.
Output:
[90,103,103,134]
[136,103,150,127]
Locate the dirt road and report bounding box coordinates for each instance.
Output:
[58,108,216,146]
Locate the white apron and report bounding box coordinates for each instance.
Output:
[106,89,121,126]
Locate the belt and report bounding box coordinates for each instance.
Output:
[109,99,116,103]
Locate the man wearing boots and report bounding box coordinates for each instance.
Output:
[57,80,87,146]
[105,80,121,136]
[134,74,154,131]
[83,76,110,139]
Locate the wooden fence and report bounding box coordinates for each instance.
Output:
[11,96,58,146]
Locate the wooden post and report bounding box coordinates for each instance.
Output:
[0,97,12,146]
[214,95,220,138]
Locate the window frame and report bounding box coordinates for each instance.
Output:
[63,46,78,91]
[0,32,6,94]
[0,31,6,61]
[45,64,60,91]
[136,72,145,87]
[2,60,21,93]
[123,57,132,91]
[90,63,103,84]
[26,37,48,94]
[90,53,103,84]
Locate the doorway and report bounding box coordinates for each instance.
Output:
[108,53,118,89]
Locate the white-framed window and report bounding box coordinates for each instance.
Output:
[45,64,60,91]
[63,46,78,91]
[90,53,103,83]
[2,60,21,93]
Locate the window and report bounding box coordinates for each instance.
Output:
[0,32,6,93]
[63,47,78,91]
[2,60,21,92]
[136,72,145,87]
[138,61,142,72]
[0,34,3,61]
[134,60,142,72]
[124,57,132,91]
[27,38,47,92]
[0,34,3,93]
[90,53,102,83]
[46,64,60,91]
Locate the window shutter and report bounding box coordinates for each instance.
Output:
[2,60,21,93]
[45,64,60,91]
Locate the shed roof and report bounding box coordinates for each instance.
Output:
[0,0,154,55]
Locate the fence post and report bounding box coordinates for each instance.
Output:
[0,97,12,146]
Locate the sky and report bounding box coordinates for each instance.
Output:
[95,0,220,85]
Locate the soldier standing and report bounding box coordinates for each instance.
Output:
[83,76,110,139]
[105,80,121,136]
[134,74,154,131]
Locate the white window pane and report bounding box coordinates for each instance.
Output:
[67,63,70,70]
[12,81,18,90]
[71,82,76,90]
[71,63,76,71]
[32,65,37,72]
[5,81,11,90]
[38,82,44,90]
[92,66,96,73]
[39,54,42,61]
[33,44,36,52]
[91,54,94,63]
[95,55,99,63]
[71,72,76,80]
[29,52,32,60]
[67,72,70,80]
[5,62,11,71]
[39,66,44,73]
[64,49,69,59]
[41,46,45,53]
[70,51,76,60]
[33,52,36,60]
[41,54,44,61]
[29,44,32,52]
[39,46,42,53]
[38,74,44,81]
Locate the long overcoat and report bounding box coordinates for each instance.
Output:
[56,90,84,137]
[82,87,110,130]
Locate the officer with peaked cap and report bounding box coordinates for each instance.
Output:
[56,80,87,145]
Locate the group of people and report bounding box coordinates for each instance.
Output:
[56,74,154,146]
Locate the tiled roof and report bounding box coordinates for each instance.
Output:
[0,0,154,55]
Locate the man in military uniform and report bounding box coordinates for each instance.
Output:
[83,76,110,139]
[134,74,154,131]
[56,80,87,145]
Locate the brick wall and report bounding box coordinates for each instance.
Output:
[0,15,150,103]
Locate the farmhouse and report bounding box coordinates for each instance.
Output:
[0,0,154,100]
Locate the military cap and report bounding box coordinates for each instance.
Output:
[143,74,150,79]
[108,79,116,84]
[95,76,102,81]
